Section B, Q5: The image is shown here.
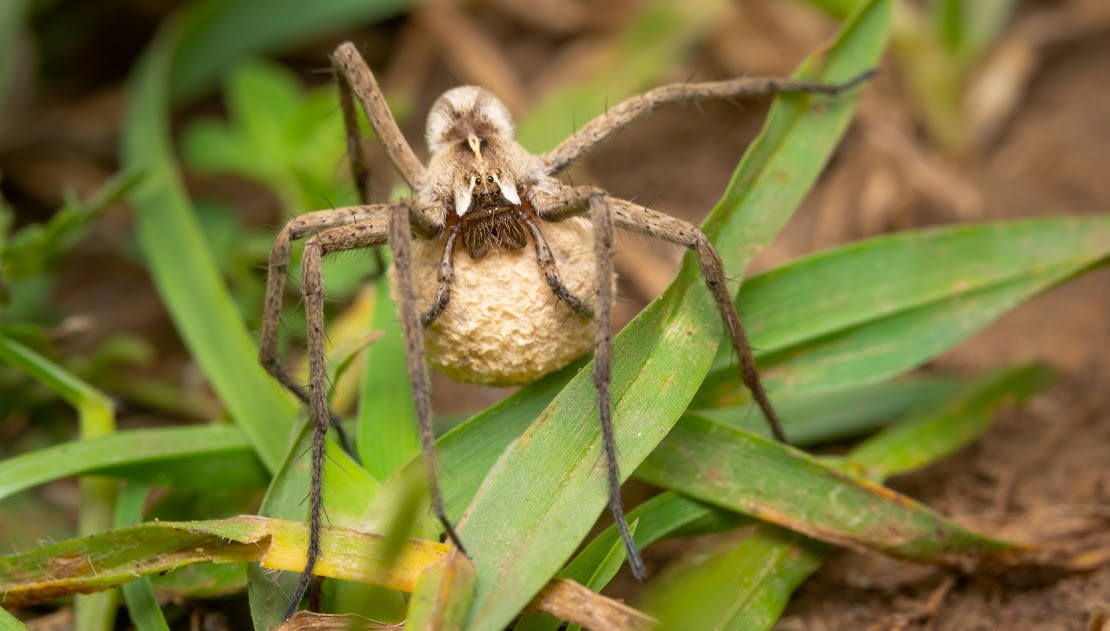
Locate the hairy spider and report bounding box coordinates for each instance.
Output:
[260,42,871,620]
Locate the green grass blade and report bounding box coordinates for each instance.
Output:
[362,361,579,529]
[637,412,1017,565]
[0,606,30,631]
[849,365,1055,476]
[0,0,29,116]
[458,2,892,627]
[0,334,118,631]
[698,216,1110,404]
[123,23,296,472]
[0,335,113,429]
[358,278,419,480]
[0,425,266,501]
[644,364,1053,628]
[114,486,171,631]
[514,495,748,631]
[697,376,960,444]
[250,420,392,630]
[650,525,827,631]
[404,550,476,631]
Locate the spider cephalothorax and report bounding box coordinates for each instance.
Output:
[260,41,871,622]
[405,85,601,384]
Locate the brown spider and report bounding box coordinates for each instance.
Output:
[260,41,871,619]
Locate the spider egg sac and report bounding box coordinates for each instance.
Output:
[394,218,614,386]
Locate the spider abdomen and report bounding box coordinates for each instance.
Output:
[400,217,605,386]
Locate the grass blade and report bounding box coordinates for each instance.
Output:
[0,516,441,609]
[0,425,266,501]
[698,216,1110,404]
[649,525,827,631]
[114,486,171,631]
[358,277,419,480]
[642,364,1056,628]
[0,334,118,631]
[0,606,30,631]
[249,420,387,630]
[404,550,476,631]
[0,518,646,630]
[123,23,296,472]
[849,365,1055,477]
[637,412,1017,565]
[457,2,892,627]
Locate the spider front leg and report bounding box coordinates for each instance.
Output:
[332,42,426,190]
[541,70,874,175]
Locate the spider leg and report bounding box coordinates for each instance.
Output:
[606,196,787,441]
[541,70,874,175]
[261,204,407,458]
[284,216,391,621]
[535,186,785,439]
[333,53,386,278]
[518,209,594,318]
[420,223,460,327]
[389,202,467,553]
[588,194,645,580]
[332,42,427,190]
[261,201,441,398]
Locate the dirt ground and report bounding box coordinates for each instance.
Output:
[2,1,1108,629]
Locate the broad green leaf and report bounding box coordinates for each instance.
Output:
[123,23,296,472]
[459,2,892,627]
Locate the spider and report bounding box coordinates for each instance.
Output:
[260,41,871,620]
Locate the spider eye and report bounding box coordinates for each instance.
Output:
[487,175,494,183]
[473,177,480,185]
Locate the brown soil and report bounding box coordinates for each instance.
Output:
[2,1,1108,629]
